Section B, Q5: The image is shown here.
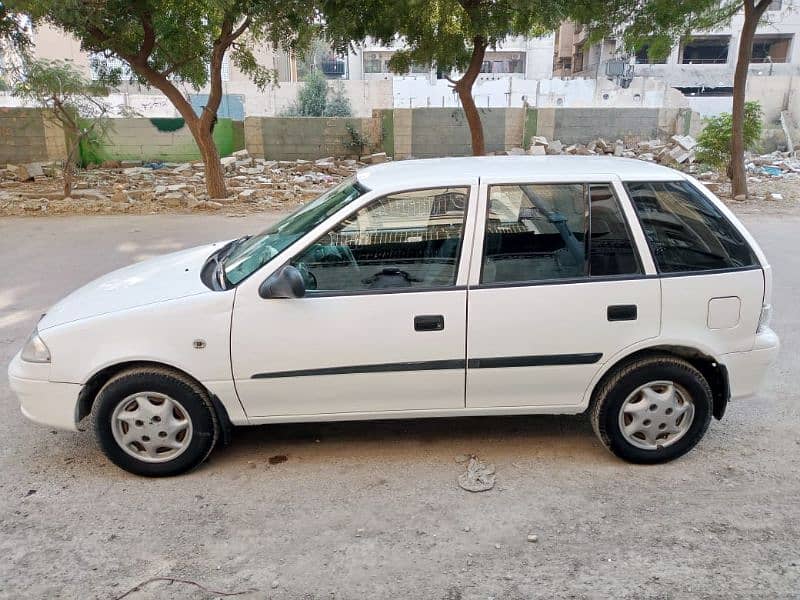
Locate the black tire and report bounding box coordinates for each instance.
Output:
[591,354,713,464]
[94,367,219,477]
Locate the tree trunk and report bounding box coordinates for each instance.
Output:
[62,139,80,198]
[62,164,73,198]
[192,121,227,199]
[455,37,488,156]
[729,0,768,198]
[129,65,228,198]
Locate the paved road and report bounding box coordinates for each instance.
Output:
[1,213,798,599]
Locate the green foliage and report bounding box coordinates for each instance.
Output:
[14,58,115,104]
[0,4,31,56]
[345,122,368,155]
[696,101,763,170]
[575,0,747,61]
[283,70,353,117]
[77,117,108,166]
[14,0,317,92]
[325,82,353,116]
[297,69,329,116]
[12,58,115,188]
[323,0,561,76]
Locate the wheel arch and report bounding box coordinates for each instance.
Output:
[77,360,234,443]
[588,345,729,420]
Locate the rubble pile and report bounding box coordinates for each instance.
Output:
[0,149,378,216]
[0,138,797,216]
[513,133,703,167]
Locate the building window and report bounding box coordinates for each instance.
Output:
[573,50,584,73]
[767,0,782,10]
[751,36,792,63]
[480,52,525,74]
[320,55,346,77]
[681,37,730,64]
[363,51,428,75]
[634,44,668,64]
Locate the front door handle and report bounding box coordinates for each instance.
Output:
[607,304,637,321]
[414,315,444,331]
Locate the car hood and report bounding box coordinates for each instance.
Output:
[39,242,228,330]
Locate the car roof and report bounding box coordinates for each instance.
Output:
[356,155,685,191]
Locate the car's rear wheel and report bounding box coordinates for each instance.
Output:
[591,355,713,464]
[95,367,219,477]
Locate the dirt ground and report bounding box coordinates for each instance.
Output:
[1,211,798,599]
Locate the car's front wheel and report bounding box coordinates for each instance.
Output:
[94,367,219,477]
[591,355,713,464]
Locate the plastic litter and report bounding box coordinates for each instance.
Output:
[761,166,783,177]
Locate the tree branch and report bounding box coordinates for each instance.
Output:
[226,16,252,45]
[201,15,252,129]
[133,1,156,64]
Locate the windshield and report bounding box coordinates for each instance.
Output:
[222,178,367,285]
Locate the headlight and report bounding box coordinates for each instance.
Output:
[21,328,51,363]
[757,303,773,333]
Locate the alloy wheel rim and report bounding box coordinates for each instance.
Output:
[110,392,193,463]
[618,380,695,451]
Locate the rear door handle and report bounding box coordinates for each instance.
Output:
[607,305,637,321]
[414,315,444,331]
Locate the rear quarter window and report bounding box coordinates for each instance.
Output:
[624,181,758,273]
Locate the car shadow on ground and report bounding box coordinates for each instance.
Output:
[208,413,611,468]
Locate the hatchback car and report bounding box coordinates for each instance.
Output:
[9,156,779,476]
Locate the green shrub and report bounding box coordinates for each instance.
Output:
[282,69,352,117]
[696,101,763,170]
[324,82,353,117]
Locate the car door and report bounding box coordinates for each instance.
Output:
[466,174,661,409]
[231,182,477,418]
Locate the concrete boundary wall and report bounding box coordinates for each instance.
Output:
[2,106,699,166]
[245,116,382,160]
[243,107,694,160]
[0,108,67,164]
[536,107,668,146]
[90,118,244,163]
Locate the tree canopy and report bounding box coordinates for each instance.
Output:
[325,0,560,75]
[580,0,775,197]
[575,0,739,61]
[10,0,318,197]
[13,58,116,195]
[323,0,571,155]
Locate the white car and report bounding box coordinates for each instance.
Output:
[9,156,779,476]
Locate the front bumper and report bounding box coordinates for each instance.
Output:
[720,327,780,401]
[8,352,81,431]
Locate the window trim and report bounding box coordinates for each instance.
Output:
[623,180,761,276]
[477,181,645,287]
[290,185,474,297]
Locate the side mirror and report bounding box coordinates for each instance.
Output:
[258,265,306,299]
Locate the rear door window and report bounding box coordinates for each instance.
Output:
[481,183,642,284]
[625,181,758,273]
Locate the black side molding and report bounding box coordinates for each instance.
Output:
[251,353,603,379]
[468,353,602,369]
[252,359,466,379]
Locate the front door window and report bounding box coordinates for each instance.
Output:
[292,187,470,293]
